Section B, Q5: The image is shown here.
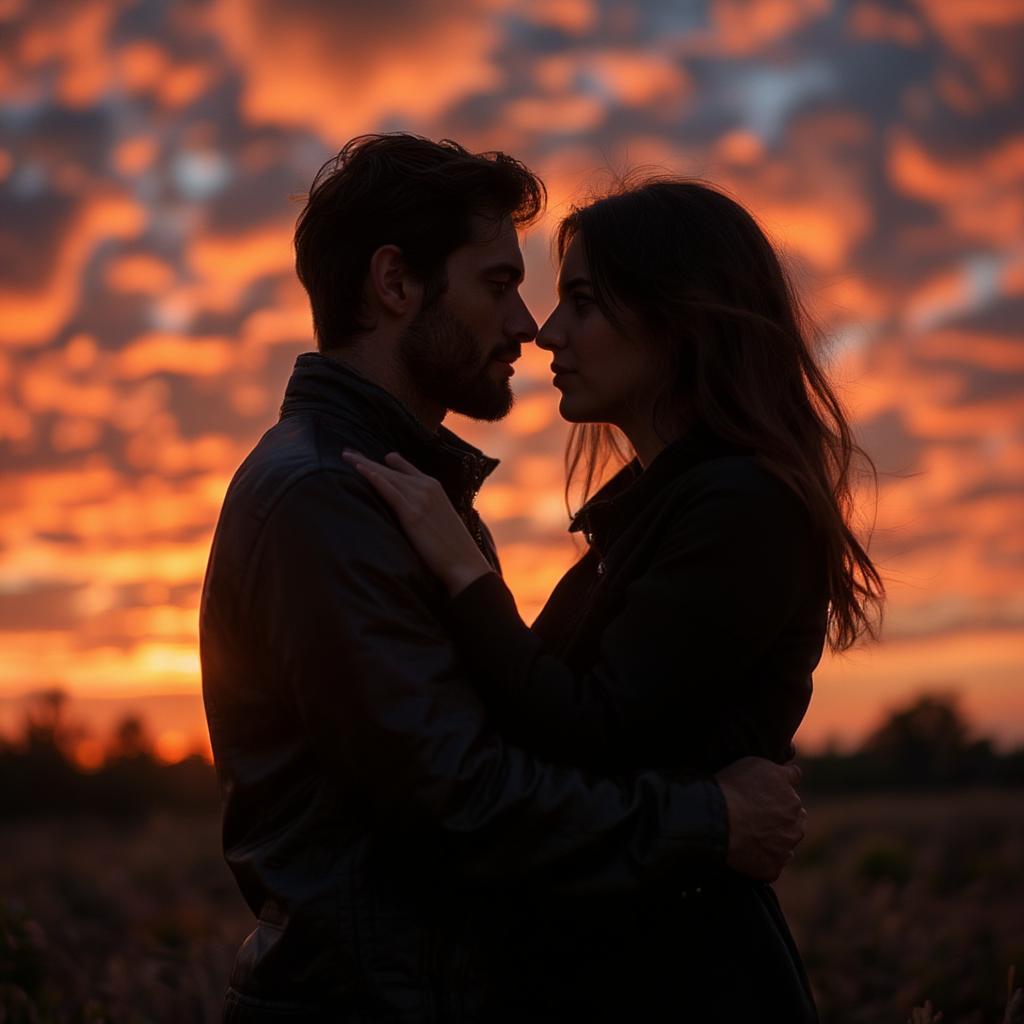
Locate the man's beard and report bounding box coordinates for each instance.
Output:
[398,304,517,422]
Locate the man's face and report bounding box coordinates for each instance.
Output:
[398,214,537,421]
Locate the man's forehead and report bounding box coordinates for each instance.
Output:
[464,213,523,263]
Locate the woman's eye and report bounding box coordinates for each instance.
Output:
[572,293,593,313]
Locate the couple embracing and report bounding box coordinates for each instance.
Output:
[200,133,883,1022]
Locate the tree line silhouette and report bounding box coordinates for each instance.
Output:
[2,688,1023,820]
[1,690,218,819]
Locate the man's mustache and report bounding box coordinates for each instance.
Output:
[489,345,521,363]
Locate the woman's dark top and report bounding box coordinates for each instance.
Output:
[446,428,829,1022]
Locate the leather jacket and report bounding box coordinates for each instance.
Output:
[200,353,729,1022]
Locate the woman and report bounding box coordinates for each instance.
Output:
[344,179,884,1021]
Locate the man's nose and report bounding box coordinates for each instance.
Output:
[508,295,538,345]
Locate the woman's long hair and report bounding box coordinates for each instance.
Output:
[558,178,884,653]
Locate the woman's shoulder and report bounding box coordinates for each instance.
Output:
[661,453,816,542]
[674,453,798,505]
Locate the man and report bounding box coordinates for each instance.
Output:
[200,133,806,1022]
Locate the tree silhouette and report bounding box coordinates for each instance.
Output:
[801,690,1015,790]
[108,714,152,761]
[863,691,974,783]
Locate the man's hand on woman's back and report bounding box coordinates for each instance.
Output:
[715,758,806,881]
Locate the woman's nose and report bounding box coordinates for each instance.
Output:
[536,312,564,351]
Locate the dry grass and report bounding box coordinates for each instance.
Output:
[2,791,1022,1022]
[775,791,1024,1023]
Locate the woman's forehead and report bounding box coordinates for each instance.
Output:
[557,235,589,286]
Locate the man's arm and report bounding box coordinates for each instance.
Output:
[250,468,798,889]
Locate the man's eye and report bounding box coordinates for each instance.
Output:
[491,279,513,295]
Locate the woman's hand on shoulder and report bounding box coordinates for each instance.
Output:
[342,449,493,596]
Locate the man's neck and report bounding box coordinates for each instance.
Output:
[322,346,446,434]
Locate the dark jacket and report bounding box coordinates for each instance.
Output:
[200,353,731,1023]
[446,430,830,1021]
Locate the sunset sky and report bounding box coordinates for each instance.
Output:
[1,0,1022,761]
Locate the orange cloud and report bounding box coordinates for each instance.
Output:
[116,40,169,93]
[847,3,924,46]
[18,359,117,418]
[112,136,160,177]
[535,50,690,109]
[705,0,830,56]
[518,0,596,33]
[0,633,201,698]
[912,0,1024,99]
[888,132,1024,246]
[50,417,102,453]
[18,0,118,107]
[0,535,211,590]
[0,193,145,348]
[239,305,312,351]
[505,95,606,134]
[206,0,503,142]
[187,222,295,310]
[758,199,870,272]
[104,253,175,294]
[114,333,234,379]
[716,130,765,167]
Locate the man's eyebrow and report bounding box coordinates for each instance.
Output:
[481,261,525,282]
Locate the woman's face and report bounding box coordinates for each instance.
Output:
[537,235,661,429]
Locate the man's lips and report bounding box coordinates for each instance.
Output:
[491,349,520,374]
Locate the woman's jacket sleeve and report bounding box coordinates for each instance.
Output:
[446,461,817,765]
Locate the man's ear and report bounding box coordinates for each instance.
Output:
[367,244,423,318]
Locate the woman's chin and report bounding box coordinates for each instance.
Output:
[557,396,592,423]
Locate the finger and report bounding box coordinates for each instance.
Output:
[384,451,428,477]
[784,762,802,785]
[345,452,417,488]
[342,450,379,471]
[352,461,409,510]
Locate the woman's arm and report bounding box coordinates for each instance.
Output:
[456,465,817,762]
[344,449,817,766]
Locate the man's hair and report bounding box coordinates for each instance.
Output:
[294,133,545,351]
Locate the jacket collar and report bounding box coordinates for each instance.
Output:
[279,352,499,513]
[569,426,750,553]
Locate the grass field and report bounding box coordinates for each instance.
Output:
[2,790,1022,1023]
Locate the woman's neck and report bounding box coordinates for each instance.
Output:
[621,415,683,470]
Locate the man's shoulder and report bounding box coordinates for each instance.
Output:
[224,413,366,527]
